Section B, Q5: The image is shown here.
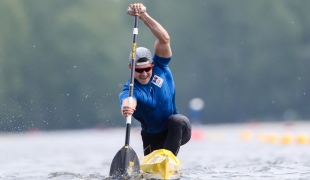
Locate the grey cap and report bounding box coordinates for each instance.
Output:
[129,47,153,66]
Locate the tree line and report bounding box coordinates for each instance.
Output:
[0,0,309,131]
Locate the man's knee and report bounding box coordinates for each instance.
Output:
[167,114,183,128]
[167,114,191,132]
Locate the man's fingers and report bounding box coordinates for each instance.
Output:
[123,109,134,114]
[128,6,146,13]
[128,3,146,16]
[122,106,135,118]
[121,98,137,118]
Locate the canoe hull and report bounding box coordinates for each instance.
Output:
[140,149,182,179]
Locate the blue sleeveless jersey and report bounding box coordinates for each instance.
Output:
[119,54,178,133]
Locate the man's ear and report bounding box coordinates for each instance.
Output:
[128,64,131,69]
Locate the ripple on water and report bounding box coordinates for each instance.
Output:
[49,172,108,179]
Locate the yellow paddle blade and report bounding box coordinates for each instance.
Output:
[140,149,182,180]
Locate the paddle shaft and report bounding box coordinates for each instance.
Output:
[109,14,141,179]
[125,15,138,147]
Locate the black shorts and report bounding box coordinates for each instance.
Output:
[141,114,191,156]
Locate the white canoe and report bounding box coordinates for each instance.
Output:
[139,149,182,179]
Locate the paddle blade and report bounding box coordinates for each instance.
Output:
[109,146,140,179]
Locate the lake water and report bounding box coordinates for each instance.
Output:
[1,121,310,180]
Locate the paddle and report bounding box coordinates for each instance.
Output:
[109,14,141,179]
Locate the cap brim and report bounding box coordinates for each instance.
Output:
[135,64,154,69]
[136,61,152,66]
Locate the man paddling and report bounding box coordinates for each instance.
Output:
[119,3,191,156]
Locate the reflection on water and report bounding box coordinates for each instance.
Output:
[1,121,310,180]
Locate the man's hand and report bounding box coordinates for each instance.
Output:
[127,3,146,16]
[121,98,137,118]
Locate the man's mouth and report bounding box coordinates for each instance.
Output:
[139,76,148,80]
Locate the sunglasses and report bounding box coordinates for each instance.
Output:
[135,65,154,73]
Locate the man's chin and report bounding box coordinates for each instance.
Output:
[138,79,149,85]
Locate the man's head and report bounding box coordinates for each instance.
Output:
[128,47,154,85]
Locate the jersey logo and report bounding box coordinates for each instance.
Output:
[152,75,163,88]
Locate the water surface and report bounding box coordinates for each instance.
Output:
[1,121,310,179]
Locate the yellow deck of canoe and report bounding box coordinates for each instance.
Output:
[139,149,182,179]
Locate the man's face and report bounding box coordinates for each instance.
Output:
[130,64,154,85]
